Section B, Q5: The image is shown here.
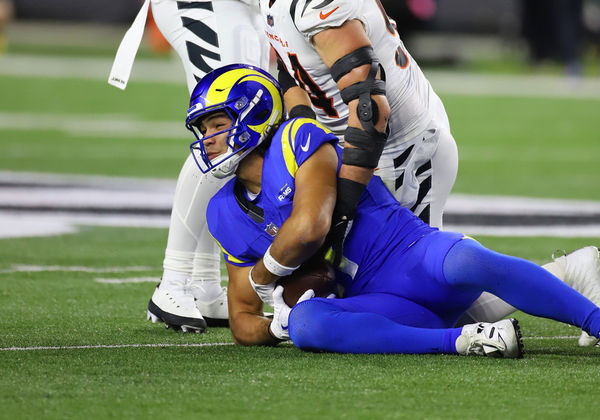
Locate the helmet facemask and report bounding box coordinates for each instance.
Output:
[186,65,284,178]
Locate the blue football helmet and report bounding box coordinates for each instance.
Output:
[186,64,285,178]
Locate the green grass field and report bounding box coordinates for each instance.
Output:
[1,63,600,418]
[1,230,599,418]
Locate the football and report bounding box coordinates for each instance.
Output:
[277,259,337,307]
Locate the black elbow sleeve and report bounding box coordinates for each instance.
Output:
[277,58,298,94]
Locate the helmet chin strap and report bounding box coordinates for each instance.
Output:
[211,158,240,179]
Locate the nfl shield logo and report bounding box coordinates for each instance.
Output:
[267,14,274,26]
[265,222,279,237]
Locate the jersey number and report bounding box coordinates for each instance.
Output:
[288,53,339,118]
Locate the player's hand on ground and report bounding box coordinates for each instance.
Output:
[270,285,315,340]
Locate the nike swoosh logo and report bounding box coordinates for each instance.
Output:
[319,7,339,20]
[300,133,311,152]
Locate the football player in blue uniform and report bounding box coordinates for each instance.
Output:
[112,1,600,347]
[186,64,600,356]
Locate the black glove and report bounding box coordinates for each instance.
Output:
[322,178,366,268]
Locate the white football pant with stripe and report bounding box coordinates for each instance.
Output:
[152,0,268,297]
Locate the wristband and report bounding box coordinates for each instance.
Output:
[248,267,275,306]
[289,105,316,120]
[262,245,300,277]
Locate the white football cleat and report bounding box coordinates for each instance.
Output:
[147,278,207,333]
[193,287,229,327]
[578,331,600,347]
[455,318,524,358]
[553,246,600,347]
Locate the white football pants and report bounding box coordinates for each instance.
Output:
[151,0,268,294]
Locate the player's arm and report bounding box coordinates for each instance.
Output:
[251,143,338,287]
[226,262,282,346]
[313,19,390,182]
[276,55,316,119]
[312,19,390,264]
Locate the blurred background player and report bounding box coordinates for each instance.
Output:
[0,0,14,53]
[522,0,584,77]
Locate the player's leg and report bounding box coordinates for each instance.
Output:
[165,154,229,318]
[376,124,457,230]
[457,246,600,346]
[443,238,600,342]
[548,246,600,345]
[147,0,269,330]
[288,230,523,356]
[426,126,458,229]
[151,0,269,91]
[424,90,600,345]
[148,154,228,330]
[288,295,522,357]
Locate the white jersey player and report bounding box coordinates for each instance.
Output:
[110,0,600,346]
[261,0,457,228]
[258,0,600,347]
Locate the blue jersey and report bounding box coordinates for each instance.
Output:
[206,117,435,294]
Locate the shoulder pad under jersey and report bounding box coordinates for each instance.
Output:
[290,0,360,39]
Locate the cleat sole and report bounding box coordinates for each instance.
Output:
[147,299,207,333]
[204,317,230,328]
[509,318,524,359]
[146,310,162,324]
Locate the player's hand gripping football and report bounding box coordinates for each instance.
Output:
[269,285,315,340]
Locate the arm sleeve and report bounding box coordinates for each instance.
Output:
[277,56,298,94]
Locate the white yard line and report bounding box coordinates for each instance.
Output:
[0,54,185,84]
[445,224,600,238]
[1,54,599,99]
[95,277,159,283]
[0,111,185,139]
[0,265,155,273]
[525,335,580,340]
[0,337,583,352]
[0,342,235,351]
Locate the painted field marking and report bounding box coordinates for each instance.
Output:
[95,277,159,283]
[0,265,156,274]
[0,342,235,351]
[1,337,591,352]
[524,335,580,340]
